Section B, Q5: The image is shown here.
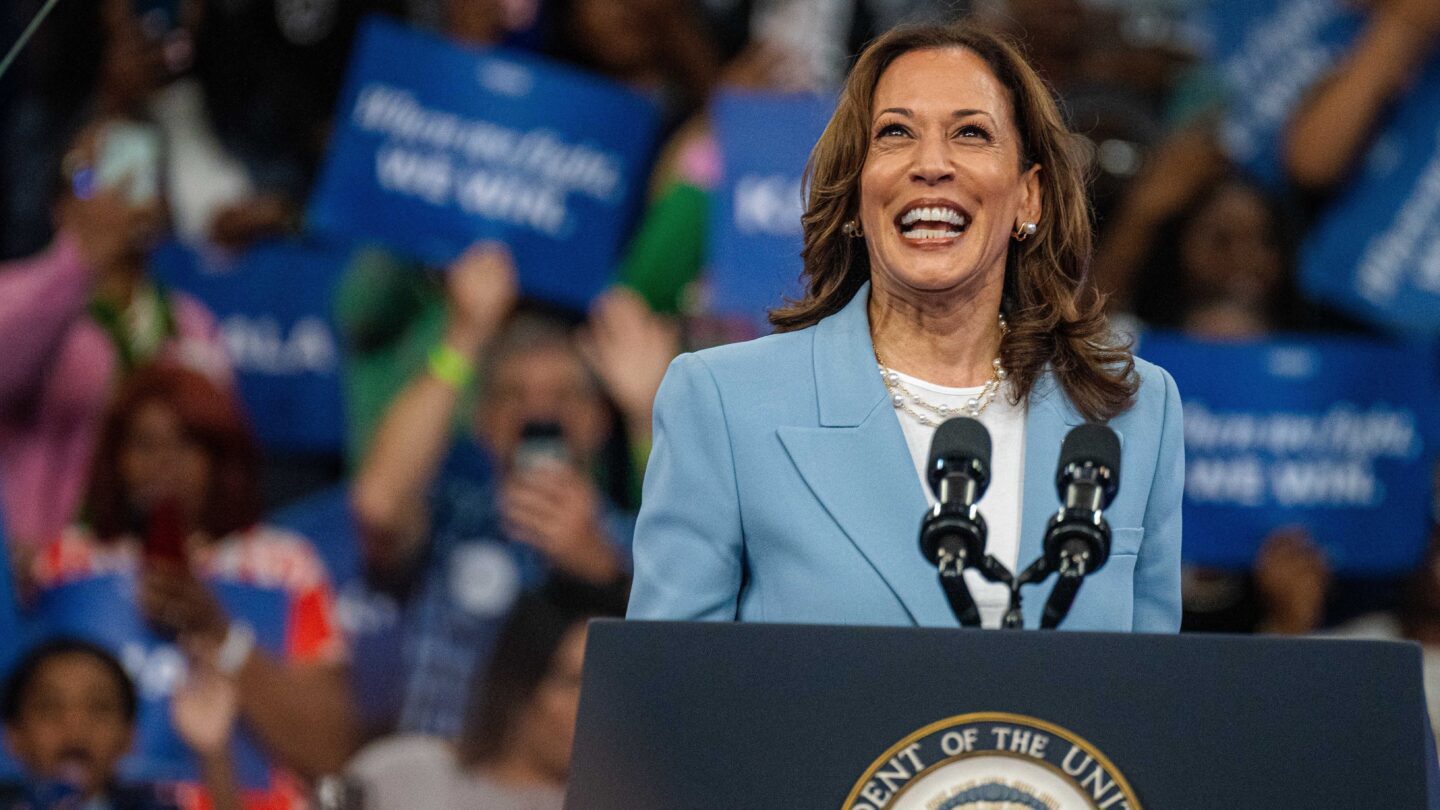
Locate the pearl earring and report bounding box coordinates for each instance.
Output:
[842,220,864,238]
[1013,221,1038,242]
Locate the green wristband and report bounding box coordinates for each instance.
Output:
[428,343,475,390]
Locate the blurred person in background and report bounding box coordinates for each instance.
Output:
[332,0,517,466]
[28,366,355,809]
[350,243,672,739]
[335,0,693,465]
[0,638,243,810]
[347,585,623,810]
[3,0,312,253]
[189,0,408,212]
[1096,134,1302,339]
[0,122,231,556]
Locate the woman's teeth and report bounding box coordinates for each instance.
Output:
[903,228,961,240]
[899,206,968,240]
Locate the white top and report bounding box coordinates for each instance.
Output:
[890,371,1027,629]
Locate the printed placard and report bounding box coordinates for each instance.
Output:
[308,16,660,310]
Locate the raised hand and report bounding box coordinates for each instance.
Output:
[444,241,520,354]
[577,287,681,438]
[171,660,239,759]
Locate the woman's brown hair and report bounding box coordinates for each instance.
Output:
[770,22,1138,422]
[86,364,261,542]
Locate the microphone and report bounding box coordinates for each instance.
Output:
[919,417,991,627]
[1038,424,1121,629]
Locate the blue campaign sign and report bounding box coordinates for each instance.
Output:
[1210,0,1364,190]
[32,574,287,788]
[308,16,660,311]
[1139,333,1440,574]
[150,239,348,454]
[1299,53,1440,335]
[708,91,834,326]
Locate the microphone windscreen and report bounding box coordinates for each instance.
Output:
[928,416,992,486]
[1058,424,1121,486]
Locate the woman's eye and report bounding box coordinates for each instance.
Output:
[876,123,909,138]
[957,124,993,140]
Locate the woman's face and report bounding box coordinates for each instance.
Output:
[1180,183,1283,308]
[119,400,212,523]
[476,344,609,469]
[858,47,1041,305]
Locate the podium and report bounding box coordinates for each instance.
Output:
[567,620,1437,809]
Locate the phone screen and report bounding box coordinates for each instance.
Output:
[514,422,568,472]
[95,122,162,204]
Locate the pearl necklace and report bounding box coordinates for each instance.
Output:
[875,315,1008,423]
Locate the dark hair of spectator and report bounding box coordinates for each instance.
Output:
[457,583,624,766]
[477,308,600,401]
[1,639,138,726]
[86,364,261,542]
[771,22,1139,423]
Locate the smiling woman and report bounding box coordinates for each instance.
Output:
[627,22,1184,633]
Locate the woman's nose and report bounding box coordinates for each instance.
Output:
[910,135,955,185]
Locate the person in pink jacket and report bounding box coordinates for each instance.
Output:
[0,122,232,554]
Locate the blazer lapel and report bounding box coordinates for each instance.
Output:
[776,286,954,626]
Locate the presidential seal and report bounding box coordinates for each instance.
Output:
[843,712,1141,810]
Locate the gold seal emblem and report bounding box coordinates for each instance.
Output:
[844,712,1142,810]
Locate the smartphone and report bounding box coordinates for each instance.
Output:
[143,500,188,568]
[513,422,568,472]
[95,122,162,204]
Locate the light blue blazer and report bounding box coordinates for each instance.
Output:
[627,285,1184,632]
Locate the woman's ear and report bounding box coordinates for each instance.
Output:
[1020,162,1043,227]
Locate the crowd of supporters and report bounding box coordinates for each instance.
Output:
[0,0,1436,806]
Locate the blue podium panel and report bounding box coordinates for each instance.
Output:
[569,621,1431,809]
